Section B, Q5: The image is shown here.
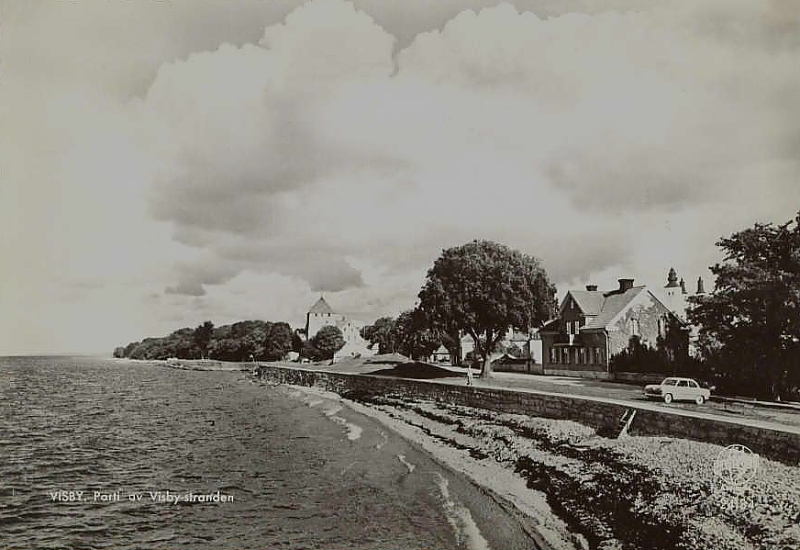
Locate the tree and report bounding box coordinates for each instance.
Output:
[440,332,461,365]
[361,316,398,353]
[688,212,800,399]
[193,321,214,359]
[291,329,305,354]
[418,240,556,377]
[264,322,293,361]
[394,309,441,360]
[311,325,345,360]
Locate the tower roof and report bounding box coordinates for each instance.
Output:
[665,267,680,288]
[308,296,334,314]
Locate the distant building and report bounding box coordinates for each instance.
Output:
[458,327,543,367]
[431,345,451,363]
[657,267,707,356]
[304,296,375,361]
[658,267,706,321]
[539,278,687,379]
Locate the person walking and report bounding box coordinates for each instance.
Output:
[466,362,474,386]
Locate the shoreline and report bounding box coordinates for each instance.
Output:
[257,374,800,550]
[298,384,583,550]
[266,380,578,550]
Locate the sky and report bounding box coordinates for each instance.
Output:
[1,0,799,355]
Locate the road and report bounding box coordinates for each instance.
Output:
[278,359,800,431]
[457,370,800,430]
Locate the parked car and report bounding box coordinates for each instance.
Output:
[643,377,711,404]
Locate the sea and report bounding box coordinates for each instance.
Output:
[0,356,543,550]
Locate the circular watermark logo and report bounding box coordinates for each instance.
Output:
[713,444,759,490]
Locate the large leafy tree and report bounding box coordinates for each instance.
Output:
[361,316,398,353]
[688,212,800,399]
[193,321,214,359]
[418,240,556,377]
[394,309,441,360]
[311,325,346,360]
[263,322,293,361]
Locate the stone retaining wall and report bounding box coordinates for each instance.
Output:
[259,365,800,464]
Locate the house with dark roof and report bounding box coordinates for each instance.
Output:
[539,278,687,379]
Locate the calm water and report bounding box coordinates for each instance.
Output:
[0,357,537,550]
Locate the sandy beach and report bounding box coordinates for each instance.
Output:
[274,380,800,550]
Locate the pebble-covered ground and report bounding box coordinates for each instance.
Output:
[345,392,800,550]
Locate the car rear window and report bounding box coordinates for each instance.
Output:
[663,379,678,386]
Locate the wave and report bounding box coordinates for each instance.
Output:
[397,454,416,473]
[433,472,491,550]
[329,415,363,441]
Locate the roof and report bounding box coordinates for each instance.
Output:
[565,290,606,316]
[540,318,560,332]
[308,296,334,314]
[583,286,647,330]
[433,345,449,355]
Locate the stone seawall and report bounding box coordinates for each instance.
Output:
[259,365,800,464]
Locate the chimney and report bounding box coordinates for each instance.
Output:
[680,278,687,295]
[697,277,705,294]
[618,278,634,292]
[586,285,598,291]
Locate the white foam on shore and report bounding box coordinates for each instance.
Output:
[278,387,362,440]
[330,414,363,441]
[277,384,576,548]
[376,431,388,450]
[397,454,416,473]
[343,399,580,550]
[434,472,491,550]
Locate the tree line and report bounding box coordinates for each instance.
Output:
[114,320,351,362]
[114,320,300,362]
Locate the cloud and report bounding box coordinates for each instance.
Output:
[135,0,800,306]
[165,281,207,297]
[3,0,799,354]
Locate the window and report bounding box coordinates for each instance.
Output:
[663,379,678,386]
[578,348,587,364]
[550,348,557,364]
[562,349,569,364]
[658,317,666,338]
[689,381,698,388]
[678,380,690,387]
[629,318,640,336]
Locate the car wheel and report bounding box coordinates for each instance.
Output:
[663,393,673,404]
[695,395,705,405]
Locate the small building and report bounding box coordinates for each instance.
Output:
[539,278,687,379]
[458,328,543,365]
[431,345,451,363]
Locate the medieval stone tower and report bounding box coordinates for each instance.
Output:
[305,296,336,340]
